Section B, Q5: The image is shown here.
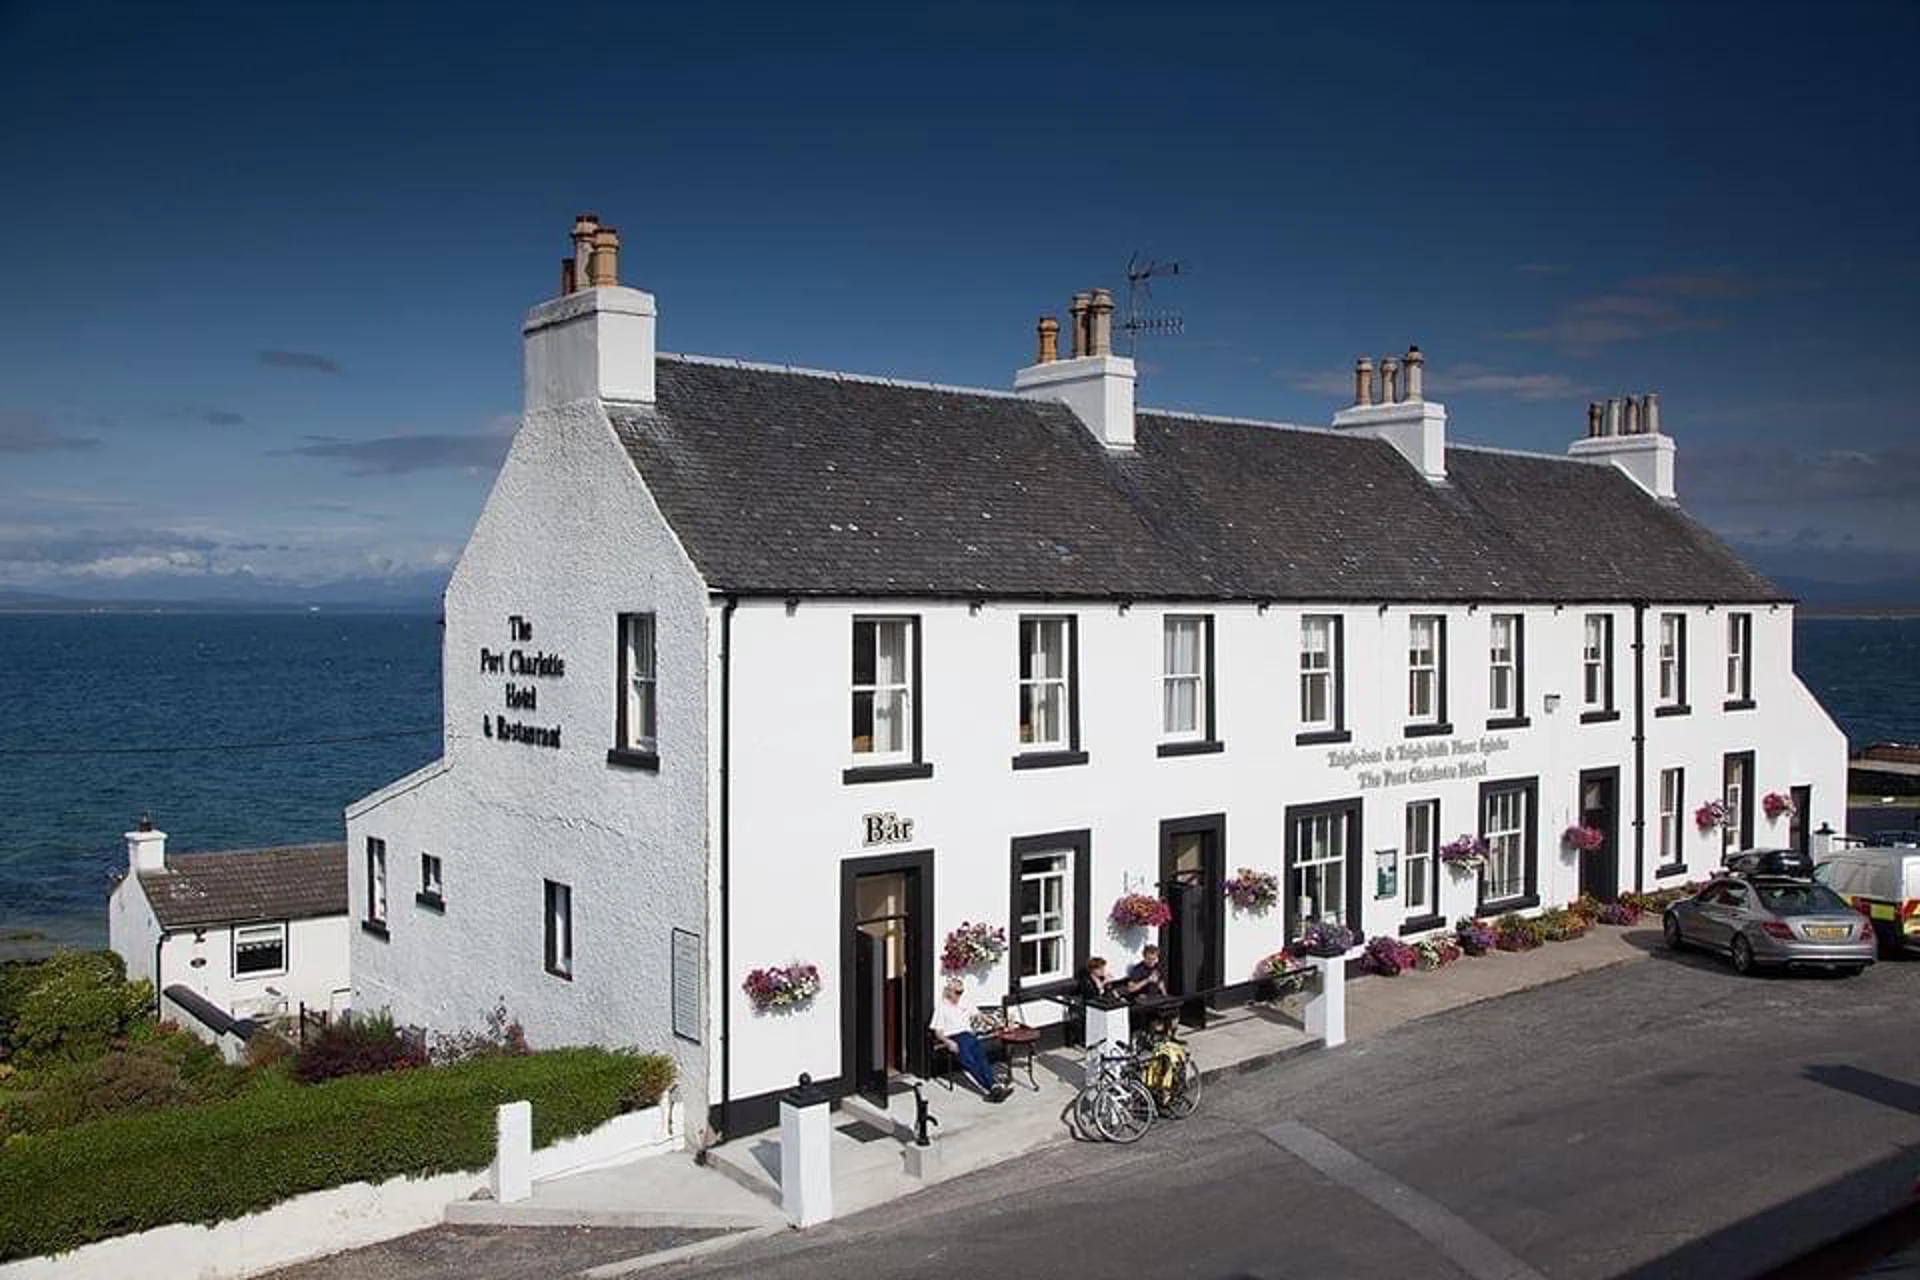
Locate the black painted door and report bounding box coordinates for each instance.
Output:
[853,928,887,1102]
[1579,770,1618,901]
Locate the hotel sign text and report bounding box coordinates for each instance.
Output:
[479,614,566,748]
[1327,735,1512,791]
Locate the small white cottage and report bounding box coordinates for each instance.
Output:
[108,819,350,1056]
[347,216,1847,1139]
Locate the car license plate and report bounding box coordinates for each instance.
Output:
[1805,926,1846,940]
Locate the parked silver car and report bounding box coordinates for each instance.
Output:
[1663,876,1876,975]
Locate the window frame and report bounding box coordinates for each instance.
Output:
[1657,766,1686,874]
[1655,612,1690,716]
[1405,614,1450,736]
[1401,798,1443,932]
[845,615,931,783]
[1014,615,1086,768]
[609,611,659,770]
[1296,614,1349,745]
[1724,612,1754,709]
[1475,777,1540,913]
[1284,798,1362,940]
[232,922,288,978]
[544,879,573,980]
[1723,750,1754,855]
[1580,613,1617,723]
[362,837,389,939]
[1006,830,1092,998]
[1157,614,1220,756]
[417,852,445,912]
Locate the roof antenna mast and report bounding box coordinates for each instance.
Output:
[1121,252,1187,357]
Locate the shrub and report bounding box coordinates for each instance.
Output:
[1359,936,1418,976]
[1568,894,1603,924]
[1494,912,1545,951]
[1534,907,1588,942]
[3,952,154,1065]
[619,1053,675,1113]
[1597,900,1642,926]
[246,1029,293,1072]
[0,1046,640,1261]
[290,1012,426,1084]
[429,999,532,1066]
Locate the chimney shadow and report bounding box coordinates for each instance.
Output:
[1803,1063,1920,1117]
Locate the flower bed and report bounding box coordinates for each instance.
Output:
[940,921,1007,973]
[741,963,821,1012]
[1493,912,1545,951]
[1223,867,1279,913]
[1109,892,1173,930]
[1533,906,1587,942]
[1596,900,1642,926]
[1455,917,1496,956]
[1413,935,1463,970]
[1359,935,1418,976]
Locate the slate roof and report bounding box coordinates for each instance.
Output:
[137,842,347,929]
[609,357,1786,604]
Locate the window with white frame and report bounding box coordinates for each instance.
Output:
[1405,799,1438,917]
[419,852,444,905]
[1407,615,1443,726]
[1161,615,1210,740]
[233,922,287,976]
[1723,753,1750,854]
[1659,767,1684,867]
[1288,807,1350,933]
[851,617,915,762]
[1482,785,1530,904]
[1017,850,1072,985]
[544,879,573,979]
[365,837,388,929]
[1019,617,1073,750]
[1726,612,1752,703]
[1582,614,1613,714]
[1658,613,1687,708]
[1300,615,1341,732]
[616,612,657,756]
[1488,614,1521,721]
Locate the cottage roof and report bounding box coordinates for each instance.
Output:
[137,842,347,929]
[608,357,1785,604]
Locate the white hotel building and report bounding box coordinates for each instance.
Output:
[347,217,1845,1138]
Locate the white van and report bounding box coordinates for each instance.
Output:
[1815,848,1920,955]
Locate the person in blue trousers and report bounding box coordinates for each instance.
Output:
[930,977,1009,1102]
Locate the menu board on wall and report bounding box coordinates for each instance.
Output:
[671,928,700,1044]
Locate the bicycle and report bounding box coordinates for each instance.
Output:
[1072,1039,1156,1143]
[1131,1024,1201,1119]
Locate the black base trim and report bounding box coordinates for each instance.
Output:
[1399,913,1446,936]
[1579,709,1621,724]
[414,892,445,914]
[1653,704,1691,718]
[1654,862,1690,879]
[1486,715,1530,731]
[1295,729,1352,746]
[1403,722,1453,739]
[1480,894,1541,914]
[360,920,390,941]
[1012,749,1089,771]
[1157,739,1225,758]
[842,762,935,785]
[1722,698,1756,712]
[606,747,660,772]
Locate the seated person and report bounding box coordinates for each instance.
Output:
[1075,955,1117,1002]
[929,978,1010,1102]
[1121,944,1168,1000]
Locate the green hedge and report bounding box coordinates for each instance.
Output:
[0,1047,654,1262]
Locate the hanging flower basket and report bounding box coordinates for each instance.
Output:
[1223,867,1280,913]
[1563,824,1604,852]
[1109,892,1173,930]
[1694,799,1729,832]
[742,963,821,1012]
[940,920,1008,973]
[1762,790,1797,822]
[1440,834,1489,873]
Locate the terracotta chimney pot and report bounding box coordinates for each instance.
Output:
[1068,293,1091,359]
[588,226,620,287]
[1403,346,1425,402]
[1088,288,1114,357]
[1354,356,1375,407]
[1036,315,1059,364]
[570,213,600,293]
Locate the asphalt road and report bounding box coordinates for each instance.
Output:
[661,939,1920,1280]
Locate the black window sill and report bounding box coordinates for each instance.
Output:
[1479,893,1540,914]
[360,920,390,941]
[606,746,660,772]
[1157,739,1225,758]
[415,892,445,914]
[1579,709,1620,724]
[1295,729,1352,746]
[1403,722,1453,739]
[1654,862,1690,879]
[1486,715,1531,731]
[1399,913,1446,937]
[1012,749,1090,771]
[545,966,573,982]
[1722,698,1756,712]
[843,761,935,785]
[1654,703,1692,718]
[1008,976,1075,1002]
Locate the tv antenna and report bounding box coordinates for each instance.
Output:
[1121,253,1186,356]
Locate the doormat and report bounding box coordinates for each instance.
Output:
[836,1120,894,1144]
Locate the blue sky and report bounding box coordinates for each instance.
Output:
[3,1,1917,601]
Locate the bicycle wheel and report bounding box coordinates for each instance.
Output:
[1094,1077,1156,1144]
[1161,1053,1201,1119]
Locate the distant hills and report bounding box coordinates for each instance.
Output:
[0,573,448,613]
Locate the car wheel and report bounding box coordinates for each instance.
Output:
[1663,913,1686,952]
[1730,935,1756,976]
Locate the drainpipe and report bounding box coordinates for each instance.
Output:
[718,594,738,1139]
[153,932,167,1016]
[1631,603,1647,892]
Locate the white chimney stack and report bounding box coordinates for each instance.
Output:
[1569,390,1676,501]
[523,213,657,412]
[1015,286,1136,450]
[126,815,167,874]
[1332,345,1447,482]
